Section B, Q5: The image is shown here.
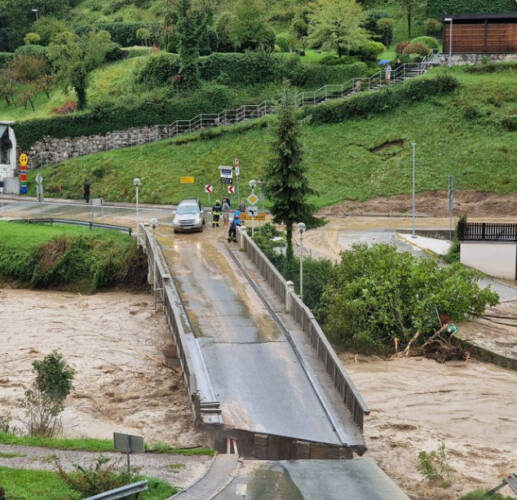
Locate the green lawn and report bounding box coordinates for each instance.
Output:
[26,67,517,208]
[0,431,214,456]
[0,466,175,500]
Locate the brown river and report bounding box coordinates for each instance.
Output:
[0,288,207,447]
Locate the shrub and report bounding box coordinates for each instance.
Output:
[352,40,385,61]
[122,46,151,58]
[417,442,453,486]
[0,52,13,68]
[304,75,458,124]
[24,33,41,45]
[501,115,517,131]
[136,53,180,86]
[464,61,517,73]
[464,105,482,121]
[290,61,368,87]
[76,22,161,47]
[424,18,442,37]
[411,36,440,50]
[319,54,359,65]
[427,0,515,18]
[395,41,409,54]
[33,16,68,46]
[105,44,127,62]
[275,34,291,53]
[320,244,498,353]
[51,101,77,115]
[403,42,431,56]
[14,44,48,59]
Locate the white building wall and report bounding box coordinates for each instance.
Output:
[0,123,17,180]
[460,242,517,280]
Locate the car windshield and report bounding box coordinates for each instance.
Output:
[177,204,198,215]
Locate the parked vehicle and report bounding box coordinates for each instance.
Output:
[173,199,205,232]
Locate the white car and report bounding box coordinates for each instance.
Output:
[173,199,205,233]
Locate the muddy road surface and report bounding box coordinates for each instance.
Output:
[0,289,207,447]
[342,356,517,499]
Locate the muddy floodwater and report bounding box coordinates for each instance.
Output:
[0,289,206,447]
[342,355,517,499]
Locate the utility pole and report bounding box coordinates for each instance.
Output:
[297,222,306,301]
[411,142,416,237]
[444,18,453,67]
[134,177,141,238]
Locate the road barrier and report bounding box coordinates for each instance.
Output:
[239,228,369,431]
[138,224,223,427]
[9,217,132,235]
[84,481,148,500]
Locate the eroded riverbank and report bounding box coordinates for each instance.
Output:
[0,289,207,447]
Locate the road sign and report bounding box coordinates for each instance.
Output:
[205,184,213,194]
[180,176,195,184]
[219,166,233,185]
[247,193,259,206]
[19,153,28,167]
[248,205,258,215]
[228,185,235,195]
[35,174,43,185]
[241,212,265,221]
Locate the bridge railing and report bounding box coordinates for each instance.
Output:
[239,228,369,430]
[138,224,222,427]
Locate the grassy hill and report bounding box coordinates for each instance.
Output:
[26,67,516,208]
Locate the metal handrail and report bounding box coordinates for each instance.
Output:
[84,480,148,500]
[33,62,429,167]
[8,217,132,235]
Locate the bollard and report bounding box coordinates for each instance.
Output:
[285,281,294,313]
[237,226,246,250]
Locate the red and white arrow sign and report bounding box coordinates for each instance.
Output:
[228,185,235,195]
[204,184,213,194]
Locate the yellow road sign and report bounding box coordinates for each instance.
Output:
[241,212,265,221]
[180,176,195,184]
[247,193,259,205]
[19,153,28,167]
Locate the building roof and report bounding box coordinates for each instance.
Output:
[442,13,517,22]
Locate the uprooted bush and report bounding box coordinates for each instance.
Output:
[319,244,499,354]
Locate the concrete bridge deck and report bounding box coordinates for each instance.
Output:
[158,228,365,453]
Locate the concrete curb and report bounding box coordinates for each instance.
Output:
[169,454,217,499]
[395,232,442,257]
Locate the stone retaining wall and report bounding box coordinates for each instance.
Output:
[440,52,517,65]
[28,124,173,168]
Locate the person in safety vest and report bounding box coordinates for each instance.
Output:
[212,199,222,228]
[228,211,241,242]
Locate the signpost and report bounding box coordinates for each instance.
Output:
[19,153,28,194]
[113,432,145,474]
[228,185,235,195]
[448,175,454,240]
[205,184,213,204]
[247,192,259,206]
[218,166,233,185]
[180,176,195,198]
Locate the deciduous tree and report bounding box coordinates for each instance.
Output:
[48,30,115,110]
[308,0,369,58]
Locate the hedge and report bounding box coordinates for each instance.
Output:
[464,62,517,73]
[427,0,516,18]
[0,52,13,68]
[138,52,371,88]
[76,23,161,47]
[303,75,459,124]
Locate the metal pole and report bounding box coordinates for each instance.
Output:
[299,233,303,301]
[411,142,416,237]
[449,20,453,67]
[127,453,130,474]
[135,185,139,236]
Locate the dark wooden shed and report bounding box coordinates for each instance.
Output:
[442,13,517,53]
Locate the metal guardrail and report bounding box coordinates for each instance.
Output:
[137,224,223,426]
[33,62,430,168]
[84,480,148,500]
[458,221,517,242]
[239,229,369,431]
[8,217,132,235]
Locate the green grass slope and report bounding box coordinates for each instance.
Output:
[26,68,517,208]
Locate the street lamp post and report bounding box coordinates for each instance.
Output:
[297,222,306,301]
[134,177,141,237]
[31,8,39,20]
[444,18,453,67]
[411,142,416,237]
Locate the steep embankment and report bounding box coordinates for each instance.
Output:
[26,67,516,208]
[0,222,146,292]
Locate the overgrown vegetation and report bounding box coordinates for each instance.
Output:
[321,244,498,353]
[0,222,146,292]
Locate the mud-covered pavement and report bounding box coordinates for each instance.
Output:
[342,356,517,499]
[0,289,207,447]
